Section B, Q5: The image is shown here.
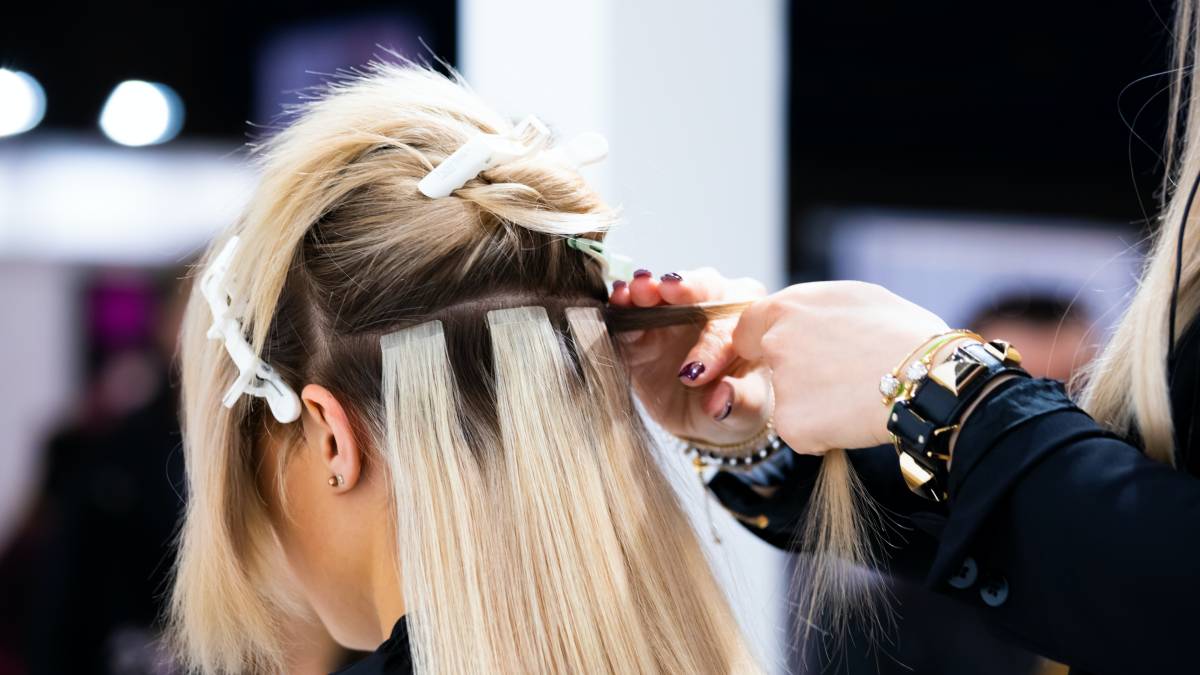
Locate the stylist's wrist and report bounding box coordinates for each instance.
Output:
[925,336,1021,461]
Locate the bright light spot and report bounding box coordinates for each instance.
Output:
[0,69,47,138]
[99,80,184,147]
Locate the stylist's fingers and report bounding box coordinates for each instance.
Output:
[628,269,661,307]
[677,319,737,386]
[656,267,722,304]
[731,296,776,363]
[608,280,632,306]
[658,269,767,307]
[706,371,770,431]
[667,370,771,444]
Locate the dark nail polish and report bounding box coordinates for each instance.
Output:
[612,280,627,290]
[660,272,683,282]
[633,268,652,278]
[715,399,733,421]
[677,361,706,381]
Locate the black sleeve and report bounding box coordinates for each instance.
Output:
[924,377,1200,674]
[707,440,940,552]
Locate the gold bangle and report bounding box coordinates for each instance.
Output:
[924,332,985,372]
[900,330,986,398]
[879,329,983,406]
[677,418,774,452]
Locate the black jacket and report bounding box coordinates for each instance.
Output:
[710,318,1200,675]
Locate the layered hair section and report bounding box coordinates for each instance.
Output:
[381,305,756,673]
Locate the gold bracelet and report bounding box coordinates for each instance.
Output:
[879,330,984,406]
[679,419,783,470]
[678,418,774,452]
[900,330,985,400]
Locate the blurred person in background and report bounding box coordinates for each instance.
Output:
[4,271,187,675]
[0,271,352,675]
[968,293,1097,382]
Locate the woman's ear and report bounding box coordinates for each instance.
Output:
[300,384,363,492]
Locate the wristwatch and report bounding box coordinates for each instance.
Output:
[887,340,1028,501]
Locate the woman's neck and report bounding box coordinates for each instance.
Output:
[369,535,406,642]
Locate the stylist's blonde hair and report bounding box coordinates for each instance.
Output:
[170,63,758,674]
[1080,0,1200,461]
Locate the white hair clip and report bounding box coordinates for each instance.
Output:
[419,117,623,279]
[419,115,552,198]
[418,116,610,198]
[200,236,302,423]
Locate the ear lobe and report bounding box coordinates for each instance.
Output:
[300,384,363,492]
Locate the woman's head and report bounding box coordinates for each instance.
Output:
[171,63,755,674]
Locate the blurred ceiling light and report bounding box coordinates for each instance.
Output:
[0,68,47,138]
[99,80,184,147]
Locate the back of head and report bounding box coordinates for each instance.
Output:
[172,63,757,674]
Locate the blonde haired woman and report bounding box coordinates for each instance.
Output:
[611,2,1200,673]
[169,64,768,674]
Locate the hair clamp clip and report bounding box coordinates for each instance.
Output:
[418,115,553,198]
[199,236,302,423]
[566,237,635,282]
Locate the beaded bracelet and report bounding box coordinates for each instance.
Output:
[679,420,785,471]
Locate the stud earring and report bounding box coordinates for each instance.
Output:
[327,474,345,488]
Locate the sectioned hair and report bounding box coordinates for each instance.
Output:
[171,63,760,674]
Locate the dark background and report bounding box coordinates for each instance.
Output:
[0,1,457,137]
[4,2,1176,229]
[789,1,1176,269]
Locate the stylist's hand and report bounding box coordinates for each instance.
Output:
[609,268,771,447]
[733,281,950,454]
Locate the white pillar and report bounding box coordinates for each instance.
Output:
[461,1,789,671]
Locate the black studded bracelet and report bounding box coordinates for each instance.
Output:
[887,340,1028,501]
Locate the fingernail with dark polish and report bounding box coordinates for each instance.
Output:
[677,361,706,381]
[612,280,627,290]
[633,268,652,278]
[660,272,683,282]
[715,399,733,421]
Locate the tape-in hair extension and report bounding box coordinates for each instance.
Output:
[381,320,494,672]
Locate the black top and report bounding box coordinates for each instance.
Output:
[711,318,1200,675]
[332,618,411,675]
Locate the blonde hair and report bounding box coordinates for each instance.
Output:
[1079,0,1200,461]
[170,64,760,674]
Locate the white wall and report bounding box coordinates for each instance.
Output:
[462,1,790,670]
[0,262,77,550]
